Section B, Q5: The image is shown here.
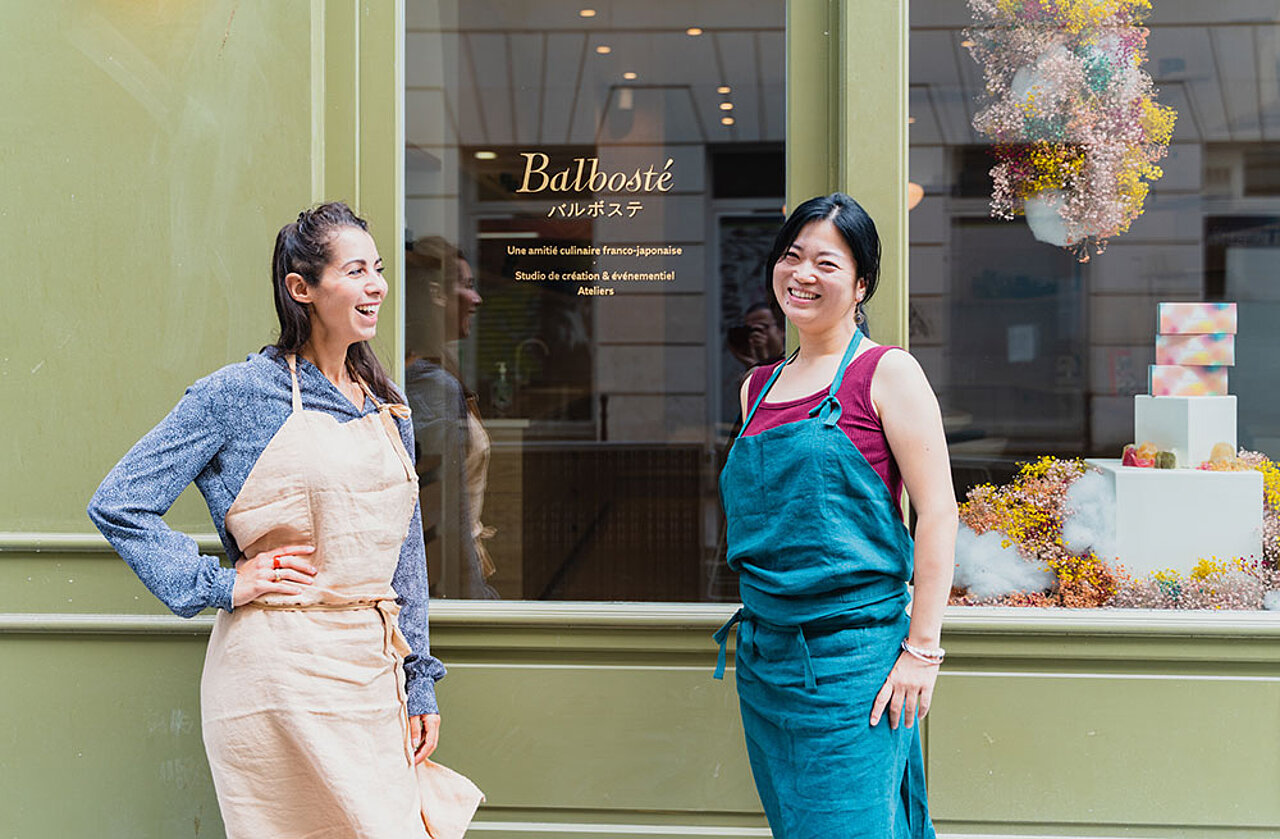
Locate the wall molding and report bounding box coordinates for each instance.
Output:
[0,531,223,553]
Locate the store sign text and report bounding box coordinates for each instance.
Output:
[516,152,674,194]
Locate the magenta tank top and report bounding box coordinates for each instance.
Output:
[742,345,904,511]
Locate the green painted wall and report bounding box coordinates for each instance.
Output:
[3,2,1279,838]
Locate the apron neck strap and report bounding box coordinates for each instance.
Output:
[285,353,304,413]
[808,329,863,427]
[741,348,799,432]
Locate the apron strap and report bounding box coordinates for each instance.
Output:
[807,329,863,427]
[285,353,304,413]
[712,607,745,680]
[740,349,799,432]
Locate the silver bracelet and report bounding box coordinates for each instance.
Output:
[900,639,944,665]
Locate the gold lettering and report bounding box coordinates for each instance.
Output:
[517,152,550,193]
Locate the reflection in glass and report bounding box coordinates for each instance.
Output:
[406,1,785,600]
[910,1,1280,490]
[405,237,500,599]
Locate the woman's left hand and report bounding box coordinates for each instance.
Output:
[410,713,441,763]
[870,652,939,729]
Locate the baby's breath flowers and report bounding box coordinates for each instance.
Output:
[965,0,1177,259]
[952,453,1280,609]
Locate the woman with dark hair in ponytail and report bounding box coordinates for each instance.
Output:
[89,203,479,837]
[714,193,956,838]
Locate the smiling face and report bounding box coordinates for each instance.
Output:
[771,217,866,334]
[287,226,387,350]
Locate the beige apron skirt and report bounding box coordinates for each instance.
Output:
[201,354,429,838]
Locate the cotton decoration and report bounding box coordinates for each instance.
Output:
[964,0,1177,260]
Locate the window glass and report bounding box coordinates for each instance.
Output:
[405,0,785,600]
[913,1,1280,608]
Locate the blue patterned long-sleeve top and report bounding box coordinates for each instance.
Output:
[87,346,446,715]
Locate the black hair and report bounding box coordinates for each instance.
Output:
[270,201,401,405]
[765,192,881,328]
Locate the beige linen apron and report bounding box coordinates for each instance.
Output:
[201,354,429,838]
[462,397,497,578]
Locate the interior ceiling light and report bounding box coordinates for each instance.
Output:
[721,116,735,125]
[686,27,703,36]
[474,150,497,160]
[908,116,916,124]
[579,9,596,17]
[717,85,731,94]
[623,71,638,80]
[719,102,734,111]
[595,45,612,54]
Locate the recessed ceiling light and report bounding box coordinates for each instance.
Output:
[579,9,596,17]
[719,102,734,111]
[596,45,612,55]
[474,150,497,160]
[721,116,735,126]
[686,27,703,36]
[623,71,638,80]
[717,85,731,94]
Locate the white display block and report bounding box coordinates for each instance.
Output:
[1087,459,1262,577]
[1132,395,1236,469]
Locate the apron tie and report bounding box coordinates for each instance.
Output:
[808,394,843,427]
[373,599,416,766]
[712,608,745,680]
[714,608,817,691]
[794,626,817,691]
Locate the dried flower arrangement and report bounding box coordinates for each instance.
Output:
[951,454,1280,609]
[964,0,1177,259]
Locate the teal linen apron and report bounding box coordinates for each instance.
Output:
[714,330,935,839]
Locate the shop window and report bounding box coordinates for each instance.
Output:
[405,0,784,601]
[912,1,1280,609]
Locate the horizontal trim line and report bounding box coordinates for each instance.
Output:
[471,822,770,837]
[1,607,1278,646]
[0,613,214,635]
[0,532,223,553]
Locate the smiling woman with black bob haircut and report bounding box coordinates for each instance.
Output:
[88,202,463,837]
[714,192,957,838]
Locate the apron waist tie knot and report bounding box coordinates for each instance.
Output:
[713,608,817,691]
[712,607,744,681]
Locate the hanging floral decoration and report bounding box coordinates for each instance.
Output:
[964,0,1177,260]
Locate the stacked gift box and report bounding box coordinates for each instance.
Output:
[1133,302,1238,470]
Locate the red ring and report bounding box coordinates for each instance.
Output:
[272,557,282,570]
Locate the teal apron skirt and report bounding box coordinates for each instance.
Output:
[715,330,935,839]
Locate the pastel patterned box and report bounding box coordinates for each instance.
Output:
[1154,334,1235,366]
[1148,364,1228,396]
[1157,302,1237,335]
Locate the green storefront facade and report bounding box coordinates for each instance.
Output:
[2,2,1278,837]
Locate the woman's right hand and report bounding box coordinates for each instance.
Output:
[232,544,317,607]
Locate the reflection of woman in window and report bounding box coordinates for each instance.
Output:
[89,203,451,835]
[714,194,956,838]
[405,235,499,599]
